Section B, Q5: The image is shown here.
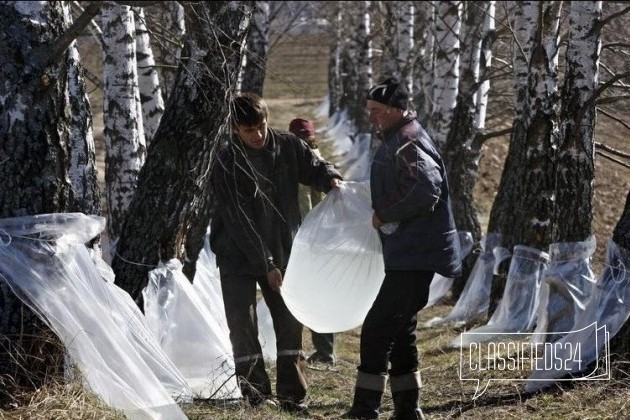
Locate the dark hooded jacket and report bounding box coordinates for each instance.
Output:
[370,112,462,277]
[210,127,342,276]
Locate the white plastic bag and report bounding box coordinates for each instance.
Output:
[526,239,630,392]
[282,181,385,333]
[452,245,549,347]
[0,213,187,420]
[144,259,240,400]
[531,236,596,345]
[426,233,504,327]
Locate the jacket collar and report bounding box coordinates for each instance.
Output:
[381,110,417,141]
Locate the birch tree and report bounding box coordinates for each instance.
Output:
[148,1,185,102]
[487,1,562,313]
[413,1,434,124]
[67,40,101,217]
[327,2,343,117]
[379,1,414,92]
[240,1,269,95]
[551,1,602,242]
[338,0,372,135]
[112,2,249,303]
[0,1,97,402]
[429,0,461,152]
[443,1,494,299]
[100,2,146,250]
[135,7,165,146]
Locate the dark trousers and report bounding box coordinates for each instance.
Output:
[311,331,335,356]
[220,272,307,404]
[358,270,433,377]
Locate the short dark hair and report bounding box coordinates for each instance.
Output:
[229,92,268,127]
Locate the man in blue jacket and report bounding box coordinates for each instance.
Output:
[343,78,462,420]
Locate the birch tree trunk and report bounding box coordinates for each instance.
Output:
[338,1,372,134]
[112,2,249,304]
[474,1,495,130]
[429,0,461,152]
[443,1,491,300]
[327,2,343,117]
[552,1,601,242]
[379,1,414,92]
[415,1,435,123]
[487,1,562,315]
[135,7,165,146]
[240,1,269,95]
[101,2,147,249]
[0,1,78,402]
[149,1,185,102]
[67,40,101,217]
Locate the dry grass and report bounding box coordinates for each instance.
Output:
[4,20,630,420]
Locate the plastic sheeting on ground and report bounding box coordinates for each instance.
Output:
[531,236,596,345]
[425,233,504,327]
[143,259,240,400]
[0,213,188,420]
[452,245,549,348]
[425,231,475,308]
[282,181,385,333]
[525,239,630,392]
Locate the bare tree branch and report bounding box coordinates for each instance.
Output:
[598,5,630,29]
[473,127,513,148]
[598,107,630,131]
[71,1,103,46]
[596,142,630,160]
[31,1,104,70]
[596,150,630,170]
[597,95,630,105]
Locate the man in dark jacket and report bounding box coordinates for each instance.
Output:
[343,78,462,420]
[210,93,342,414]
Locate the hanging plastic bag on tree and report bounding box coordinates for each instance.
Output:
[426,233,505,327]
[531,235,596,345]
[282,181,385,333]
[144,259,240,400]
[0,213,188,419]
[526,239,630,392]
[452,245,549,348]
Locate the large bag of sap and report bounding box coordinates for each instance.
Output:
[283,181,385,333]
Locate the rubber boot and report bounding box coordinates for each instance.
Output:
[390,389,425,420]
[341,372,387,419]
[390,372,424,420]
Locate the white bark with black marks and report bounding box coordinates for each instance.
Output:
[553,1,602,242]
[239,1,270,95]
[112,2,250,304]
[134,7,164,146]
[101,2,147,247]
[430,0,461,152]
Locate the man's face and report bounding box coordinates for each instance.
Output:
[234,120,268,149]
[367,100,401,133]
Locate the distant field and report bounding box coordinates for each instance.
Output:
[264,34,331,100]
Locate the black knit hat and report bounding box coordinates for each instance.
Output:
[367,77,410,110]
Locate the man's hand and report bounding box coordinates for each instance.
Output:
[330,177,342,189]
[372,212,384,230]
[267,268,283,292]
